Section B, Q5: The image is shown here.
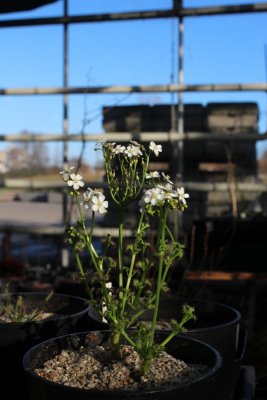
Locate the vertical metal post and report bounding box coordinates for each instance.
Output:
[176,11,185,238]
[62,0,69,225]
[170,18,176,133]
[177,15,184,182]
[172,0,184,239]
[62,0,69,268]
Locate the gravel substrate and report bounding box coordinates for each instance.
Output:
[35,343,209,391]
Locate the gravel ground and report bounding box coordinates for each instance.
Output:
[35,344,209,391]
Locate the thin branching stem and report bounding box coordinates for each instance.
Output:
[149,205,169,345]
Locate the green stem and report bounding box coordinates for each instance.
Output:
[159,308,195,347]
[75,194,110,308]
[121,212,144,314]
[110,329,121,359]
[76,197,98,260]
[127,304,152,327]
[120,329,139,349]
[149,205,169,345]
[118,206,125,303]
[74,252,93,301]
[135,153,150,199]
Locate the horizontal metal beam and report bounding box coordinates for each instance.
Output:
[0,10,174,28]
[0,132,266,142]
[0,224,134,237]
[2,178,104,189]
[180,3,267,17]
[184,181,267,192]
[1,83,267,96]
[0,3,266,28]
[2,178,266,192]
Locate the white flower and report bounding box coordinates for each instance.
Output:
[81,188,95,210]
[113,145,126,154]
[162,184,178,200]
[59,165,75,182]
[125,145,142,158]
[144,187,165,206]
[67,173,84,190]
[149,141,162,157]
[146,171,160,180]
[130,140,141,147]
[161,172,173,184]
[91,193,108,214]
[177,187,189,205]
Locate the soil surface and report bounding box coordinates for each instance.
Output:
[35,343,209,391]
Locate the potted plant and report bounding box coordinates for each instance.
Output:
[23,141,222,399]
[88,295,245,400]
[0,289,90,400]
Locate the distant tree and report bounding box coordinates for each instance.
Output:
[258,149,267,173]
[6,131,50,175]
[6,146,28,172]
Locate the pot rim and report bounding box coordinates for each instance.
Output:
[23,329,222,396]
[0,292,89,327]
[88,296,241,333]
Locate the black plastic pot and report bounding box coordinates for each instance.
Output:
[88,297,244,400]
[0,292,90,400]
[24,330,221,400]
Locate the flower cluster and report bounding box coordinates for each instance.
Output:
[82,189,108,214]
[141,170,189,211]
[60,140,193,376]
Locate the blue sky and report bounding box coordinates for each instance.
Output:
[0,0,267,166]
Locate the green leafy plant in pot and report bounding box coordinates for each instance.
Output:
[23,141,222,399]
[0,289,90,400]
[65,140,194,373]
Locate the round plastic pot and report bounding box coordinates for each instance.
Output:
[0,292,90,400]
[88,297,243,400]
[23,330,221,400]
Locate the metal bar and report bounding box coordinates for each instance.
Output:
[0,132,266,142]
[62,0,69,225]
[0,3,267,28]
[180,3,267,17]
[0,10,175,28]
[177,15,184,180]
[175,13,184,238]
[1,83,267,95]
[2,178,266,192]
[184,181,267,192]
[0,224,135,237]
[2,178,105,189]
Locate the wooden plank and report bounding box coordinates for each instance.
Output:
[185,271,267,281]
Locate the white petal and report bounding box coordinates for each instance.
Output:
[92,204,99,212]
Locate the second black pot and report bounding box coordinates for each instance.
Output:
[0,292,90,400]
